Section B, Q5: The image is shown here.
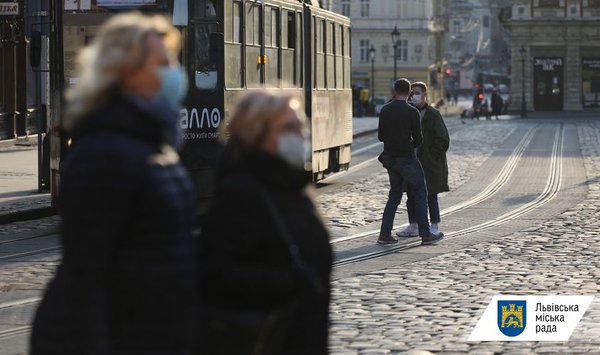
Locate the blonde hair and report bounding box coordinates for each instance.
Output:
[222,90,305,147]
[66,12,181,123]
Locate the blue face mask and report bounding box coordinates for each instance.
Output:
[156,66,189,109]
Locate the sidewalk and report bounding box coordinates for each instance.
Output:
[0,146,53,224]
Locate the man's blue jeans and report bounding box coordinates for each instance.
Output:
[406,192,441,224]
[379,154,430,237]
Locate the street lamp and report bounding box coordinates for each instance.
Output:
[369,45,376,109]
[391,25,400,82]
[519,45,527,118]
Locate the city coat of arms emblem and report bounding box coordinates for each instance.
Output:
[498,301,526,337]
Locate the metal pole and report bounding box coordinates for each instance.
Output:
[393,43,398,82]
[521,54,527,118]
[371,57,375,105]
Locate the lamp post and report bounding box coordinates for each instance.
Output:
[519,45,527,118]
[369,45,376,110]
[391,26,400,82]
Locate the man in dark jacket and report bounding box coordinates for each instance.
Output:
[377,78,444,246]
[398,82,450,238]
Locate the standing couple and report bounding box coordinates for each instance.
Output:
[377,78,449,245]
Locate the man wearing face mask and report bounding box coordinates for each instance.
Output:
[398,82,450,238]
[198,91,332,354]
[377,78,444,246]
[31,14,197,354]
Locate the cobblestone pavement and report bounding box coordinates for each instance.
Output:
[317,119,516,235]
[327,120,600,354]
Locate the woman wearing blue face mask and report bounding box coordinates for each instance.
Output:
[197,91,332,355]
[31,13,196,354]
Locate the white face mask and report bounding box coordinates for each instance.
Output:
[276,133,308,169]
[412,94,423,105]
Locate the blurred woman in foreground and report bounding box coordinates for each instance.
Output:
[198,91,332,355]
[31,13,196,354]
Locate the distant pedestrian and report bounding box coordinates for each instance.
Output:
[376,78,444,246]
[352,85,360,116]
[397,82,450,238]
[198,91,331,355]
[446,90,452,106]
[453,91,459,106]
[472,89,484,119]
[30,13,196,354]
[491,88,503,120]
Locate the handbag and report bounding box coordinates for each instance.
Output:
[201,185,323,355]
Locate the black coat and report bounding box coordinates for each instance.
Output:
[198,146,332,355]
[417,105,450,195]
[30,96,197,354]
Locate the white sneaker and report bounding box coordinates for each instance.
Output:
[396,223,419,237]
[430,223,440,235]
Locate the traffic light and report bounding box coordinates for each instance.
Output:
[445,69,453,75]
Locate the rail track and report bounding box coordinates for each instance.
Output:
[334,124,564,266]
[331,124,540,244]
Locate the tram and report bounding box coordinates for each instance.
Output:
[41,0,351,213]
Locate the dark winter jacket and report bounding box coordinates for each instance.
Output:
[491,91,503,115]
[417,104,450,195]
[30,95,197,354]
[198,146,332,355]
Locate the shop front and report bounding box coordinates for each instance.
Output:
[533,57,564,111]
[582,58,600,108]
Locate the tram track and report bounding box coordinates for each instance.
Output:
[334,124,565,267]
[331,123,540,244]
[0,229,60,262]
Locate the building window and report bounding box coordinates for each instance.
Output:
[395,40,408,62]
[360,39,370,62]
[518,7,525,15]
[452,21,461,34]
[360,0,370,17]
[539,0,559,7]
[483,15,489,27]
[341,0,350,17]
[589,0,600,7]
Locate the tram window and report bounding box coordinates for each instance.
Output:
[282,11,296,49]
[193,23,219,90]
[233,1,242,43]
[326,22,333,55]
[265,7,279,48]
[192,0,217,19]
[246,4,262,46]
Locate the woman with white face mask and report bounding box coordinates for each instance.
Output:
[198,91,332,355]
[31,13,196,354]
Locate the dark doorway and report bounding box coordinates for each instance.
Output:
[533,57,564,111]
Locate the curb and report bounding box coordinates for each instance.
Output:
[0,135,39,149]
[0,206,57,225]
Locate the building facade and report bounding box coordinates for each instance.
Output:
[505,0,600,111]
[445,0,491,92]
[333,0,445,102]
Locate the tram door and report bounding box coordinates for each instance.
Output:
[533,57,564,111]
[0,13,28,140]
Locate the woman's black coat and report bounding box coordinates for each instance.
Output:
[198,146,332,355]
[30,96,197,354]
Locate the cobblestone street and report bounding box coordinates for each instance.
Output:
[326,119,600,354]
[1,117,600,354]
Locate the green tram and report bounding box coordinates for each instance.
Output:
[45,0,352,213]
